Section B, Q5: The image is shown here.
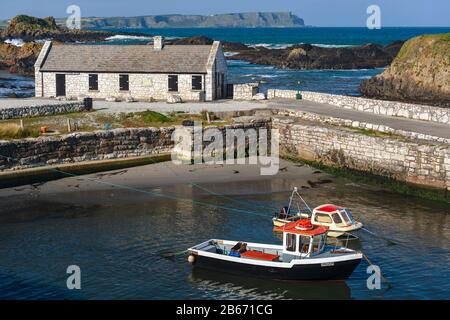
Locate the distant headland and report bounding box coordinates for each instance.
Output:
[0,12,305,29]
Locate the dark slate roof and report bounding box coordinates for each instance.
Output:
[40,44,213,73]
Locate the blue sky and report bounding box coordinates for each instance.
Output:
[1,0,449,26]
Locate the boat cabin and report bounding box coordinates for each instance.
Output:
[312,204,357,229]
[278,219,329,261]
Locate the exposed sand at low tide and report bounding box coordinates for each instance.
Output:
[0,158,332,199]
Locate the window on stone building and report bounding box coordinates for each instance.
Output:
[168,75,178,92]
[119,74,129,91]
[89,74,98,91]
[192,75,202,90]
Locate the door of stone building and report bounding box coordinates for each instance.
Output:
[56,74,66,97]
[215,72,225,99]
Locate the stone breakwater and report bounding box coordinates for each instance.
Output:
[0,122,270,170]
[272,117,450,191]
[0,99,91,120]
[268,89,450,125]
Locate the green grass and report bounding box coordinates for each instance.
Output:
[283,154,449,204]
[343,126,399,139]
[139,111,172,123]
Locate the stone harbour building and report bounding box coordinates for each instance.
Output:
[34,36,228,102]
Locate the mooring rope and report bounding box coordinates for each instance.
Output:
[362,253,393,289]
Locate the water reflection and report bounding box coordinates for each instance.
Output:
[189,268,352,300]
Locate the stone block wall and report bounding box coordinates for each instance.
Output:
[0,100,90,120]
[272,117,450,191]
[0,128,176,170]
[0,122,270,170]
[233,83,259,100]
[268,89,450,125]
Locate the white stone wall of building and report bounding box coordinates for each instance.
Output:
[233,83,259,100]
[205,41,228,101]
[34,41,52,98]
[41,72,207,101]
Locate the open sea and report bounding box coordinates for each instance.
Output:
[1,27,449,98]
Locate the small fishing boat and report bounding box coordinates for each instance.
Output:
[311,204,363,238]
[187,219,362,281]
[273,188,363,238]
[272,188,311,227]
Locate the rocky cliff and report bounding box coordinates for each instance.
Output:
[0,14,116,42]
[52,12,305,29]
[360,33,450,107]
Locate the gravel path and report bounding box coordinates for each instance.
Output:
[92,99,269,114]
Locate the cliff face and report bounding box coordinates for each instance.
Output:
[360,33,450,107]
[56,12,305,29]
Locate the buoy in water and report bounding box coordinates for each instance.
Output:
[188,255,196,264]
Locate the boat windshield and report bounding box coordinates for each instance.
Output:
[332,213,342,224]
[339,209,350,224]
[344,209,355,222]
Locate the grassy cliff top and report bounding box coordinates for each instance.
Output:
[3,15,59,33]
[392,33,449,68]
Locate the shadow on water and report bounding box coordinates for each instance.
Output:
[188,268,352,300]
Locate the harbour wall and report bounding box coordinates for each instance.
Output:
[272,117,450,191]
[268,89,450,125]
[0,122,270,170]
[1,116,449,191]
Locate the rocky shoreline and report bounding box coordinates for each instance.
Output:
[226,41,404,70]
[169,35,403,70]
[0,15,149,75]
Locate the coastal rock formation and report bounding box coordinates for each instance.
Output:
[228,42,403,69]
[0,42,42,75]
[360,34,450,107]
[171,35,403,70]
[0,15,117,42]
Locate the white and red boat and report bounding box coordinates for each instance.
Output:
[187,219,362,281]
[273,188,363,238]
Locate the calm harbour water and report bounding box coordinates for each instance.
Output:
[0,162,448,300]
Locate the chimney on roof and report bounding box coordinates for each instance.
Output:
[154,36,164,50]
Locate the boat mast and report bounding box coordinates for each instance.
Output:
[293,187,313,215]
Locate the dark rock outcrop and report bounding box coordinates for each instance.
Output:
[0,42,42,75]
[227,42,403,70]
[360,34,450,107]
